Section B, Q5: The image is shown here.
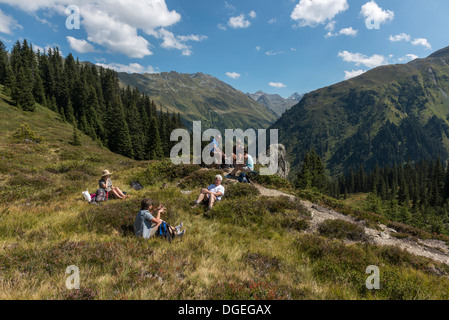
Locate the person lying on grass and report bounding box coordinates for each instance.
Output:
[99,170,130,200]
[134,198,185,240]
[191,175,225,215]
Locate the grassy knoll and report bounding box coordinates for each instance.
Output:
[2,87,449,300]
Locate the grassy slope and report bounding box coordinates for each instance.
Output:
[2,86,449,300]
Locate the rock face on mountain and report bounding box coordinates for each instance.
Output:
[118,71,277,132]
[247,91,303,117]
[261,144,290,179]
[271,45,449,177]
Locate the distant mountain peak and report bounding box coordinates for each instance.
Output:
[429,46,449,59]
[246,91,304,117]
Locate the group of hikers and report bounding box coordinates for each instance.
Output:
[94,134,256,241]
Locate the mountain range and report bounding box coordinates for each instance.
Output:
[117,71,278,131]
[272,45,449,177]
[246,91,304,117]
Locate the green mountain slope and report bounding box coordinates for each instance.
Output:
[272,45,449,176]
[118,71,278,131]
[2,86,449,300]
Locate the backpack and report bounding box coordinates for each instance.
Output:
[91,188,108,203]
[157,222,174,243]
[238,173,249,184]
[131,181,143,191]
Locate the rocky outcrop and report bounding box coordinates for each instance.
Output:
[262,144,290,179]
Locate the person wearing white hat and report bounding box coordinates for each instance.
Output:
[191,175,225,215]
[99,170,130,200]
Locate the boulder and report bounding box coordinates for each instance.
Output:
[260,144,290,179]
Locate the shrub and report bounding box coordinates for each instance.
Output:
[260,196,308,215]
[60,288,98,300]
[282,218,310,232]
[225,183,260,199]
[12,124,43,143]
[244,253,282,277]
[135,161,201,186]
[178,169,224,190]
[79,200,140,236]
[387,221,429,239]
[254,174,291,189]
[208,281,289,300]
[318,220,367,242]
[46,160,97,176]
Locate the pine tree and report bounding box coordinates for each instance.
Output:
[71,124,82,146]
[107,96,134,158]
[13,66,35,111]
[0,41,8,86]
[147,116,163,160]
[296,150,327,191]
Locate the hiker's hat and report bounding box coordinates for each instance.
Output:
[102,170,113,177]
[215,175,223,181]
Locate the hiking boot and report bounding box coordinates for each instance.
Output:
[205,207,213,216]
[191,201,199,209]
[178,229,186,239]
[176,223,184,233]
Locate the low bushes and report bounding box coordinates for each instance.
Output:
[178,169,224,190]
[79,200,140,236]
[254,174,292,190]
[295,234,449,299]
[225,183,260,199]
[318,220,368,242]
[135,160,201,187]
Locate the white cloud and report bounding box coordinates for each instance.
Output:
[291,0,349,28]
[177,34,208,42]
[268,18,277,24]
[412,38,432,50]
[226,72,241,79]
[269,82,287,88]
[228,14,251,29]
[255,46,261,51]
[151,28,207,56]
[96,62,158,74]
[0,0,182,58]
[249,11,257,19]
[339,27,358,36]
[0,9,22,34]
[266,50,284,56]
[344,69,366,80]
[389,33,411,42]
[326,20,336,31]
[406,54,419,61]
[398,54,419,62]
[326,26,358,37]
[66,36,96,53]
[338,51,387,68]
[361,1,394,27]
[224,1,235,11]
[217,24,227,31]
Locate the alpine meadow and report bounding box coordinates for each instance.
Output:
[1,0,449,304]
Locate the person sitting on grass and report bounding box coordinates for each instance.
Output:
[209,134,228,168]
[99,170,130,200]
[191,175,225,215]
[134,198,186,240]
[227,148,254,178]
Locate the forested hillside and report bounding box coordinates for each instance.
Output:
[0,40,184,161]
[272,45,449,177]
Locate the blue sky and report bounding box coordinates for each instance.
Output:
[0,0,448,98]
